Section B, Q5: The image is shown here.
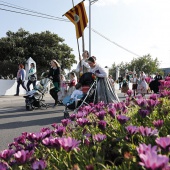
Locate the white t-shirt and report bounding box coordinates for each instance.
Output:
[89,64,107,78]
[76,59,90,73]
[71,89,83,100]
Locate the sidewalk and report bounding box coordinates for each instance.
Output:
[0,93,53,105]
[0,89,121,105]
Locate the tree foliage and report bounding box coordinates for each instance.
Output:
[127,54,161,75]
[109,54,162,80]
[0,28,77,78]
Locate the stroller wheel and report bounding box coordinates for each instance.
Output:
[26,105,33,111]
[63,111,69,119]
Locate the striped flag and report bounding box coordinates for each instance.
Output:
[64,1,88,39]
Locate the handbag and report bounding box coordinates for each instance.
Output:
[18,78,23,84]
[29,75,36,82]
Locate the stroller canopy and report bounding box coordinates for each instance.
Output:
[79,72,95,86]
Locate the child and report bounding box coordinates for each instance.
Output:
[63,83,83,106]
[58,74,67,104]
[70,83,83,101]
[67,72,77,96]
[121,76,129,95]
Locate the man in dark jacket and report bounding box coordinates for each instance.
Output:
[118,75,123,90]
[153,72,162,93]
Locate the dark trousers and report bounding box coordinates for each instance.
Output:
[50,88,58,104]
[119,83,122,89]
[16,81,27,95]
[27,80,36,91]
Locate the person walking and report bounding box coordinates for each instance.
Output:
[126,73,130,86]
[108,75,115,89]
[27,63,37,91]
[131,74,138,96]
[137,71,148,96]
[48,59,61,108]
[121,76,129,95]
[153,72,162,93]
[14,64,27,96]
[118,75,123,90]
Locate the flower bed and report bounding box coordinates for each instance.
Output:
[0,79,170,170]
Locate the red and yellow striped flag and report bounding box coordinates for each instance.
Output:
[64,1,88,39]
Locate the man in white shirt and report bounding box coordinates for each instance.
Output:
[76,50,90,74]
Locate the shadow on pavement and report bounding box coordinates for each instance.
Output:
[0,107,64,119]
[0,115,64,130]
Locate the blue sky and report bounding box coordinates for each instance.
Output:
[0,0,170,70]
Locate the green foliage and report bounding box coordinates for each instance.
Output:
[128,54,160,75]
[1,84,170,169]
[109,54,162,80]
[0,28,77,78]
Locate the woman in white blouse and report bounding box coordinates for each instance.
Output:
[87,57,119,104]
[137,71,148,96]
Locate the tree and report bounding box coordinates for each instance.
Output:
[127,54,161,75]
[109,61,129,80]
[109,54,162,80]
[0,28,77,78]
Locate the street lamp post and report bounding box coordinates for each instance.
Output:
[89,0,98,57]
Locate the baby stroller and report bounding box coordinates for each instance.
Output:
[23,73,54,111]
[63,72,97,119]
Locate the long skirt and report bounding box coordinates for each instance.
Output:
[94,78,119,104]
[137,81,148,94]
[121,85,129,93]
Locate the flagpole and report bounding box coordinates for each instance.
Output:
[71,0,82,77]
[71,0,74,6]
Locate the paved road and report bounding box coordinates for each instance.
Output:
[0,91,125,151]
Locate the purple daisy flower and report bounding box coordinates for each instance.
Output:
[108,108,116,118]
[153,120,164,128]
[0,162,9,170]
[127,89,133,97]
[155,137,170,150]
[14,150,34,164]
[0,149,15,160]
[58,137,81,152]
[55,126,66,137]
[138,126,158,137]
[93,134,106,142]
[138,109,150,118]
[69,113,76,121]
[32,159,47,170]
[77,118,89,127]
[139,150,169,170]
[95,110,106,120]
[98,120,107,130]
[117,115,130,124]
[61,119,71,127]
[125,125,138,135]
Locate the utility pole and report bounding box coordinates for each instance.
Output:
[89,0,98,58]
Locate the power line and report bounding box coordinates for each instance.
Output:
[0,7,69,22]
[90,27,142,57]
[0,1,141,57]
[0,1,69,22]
